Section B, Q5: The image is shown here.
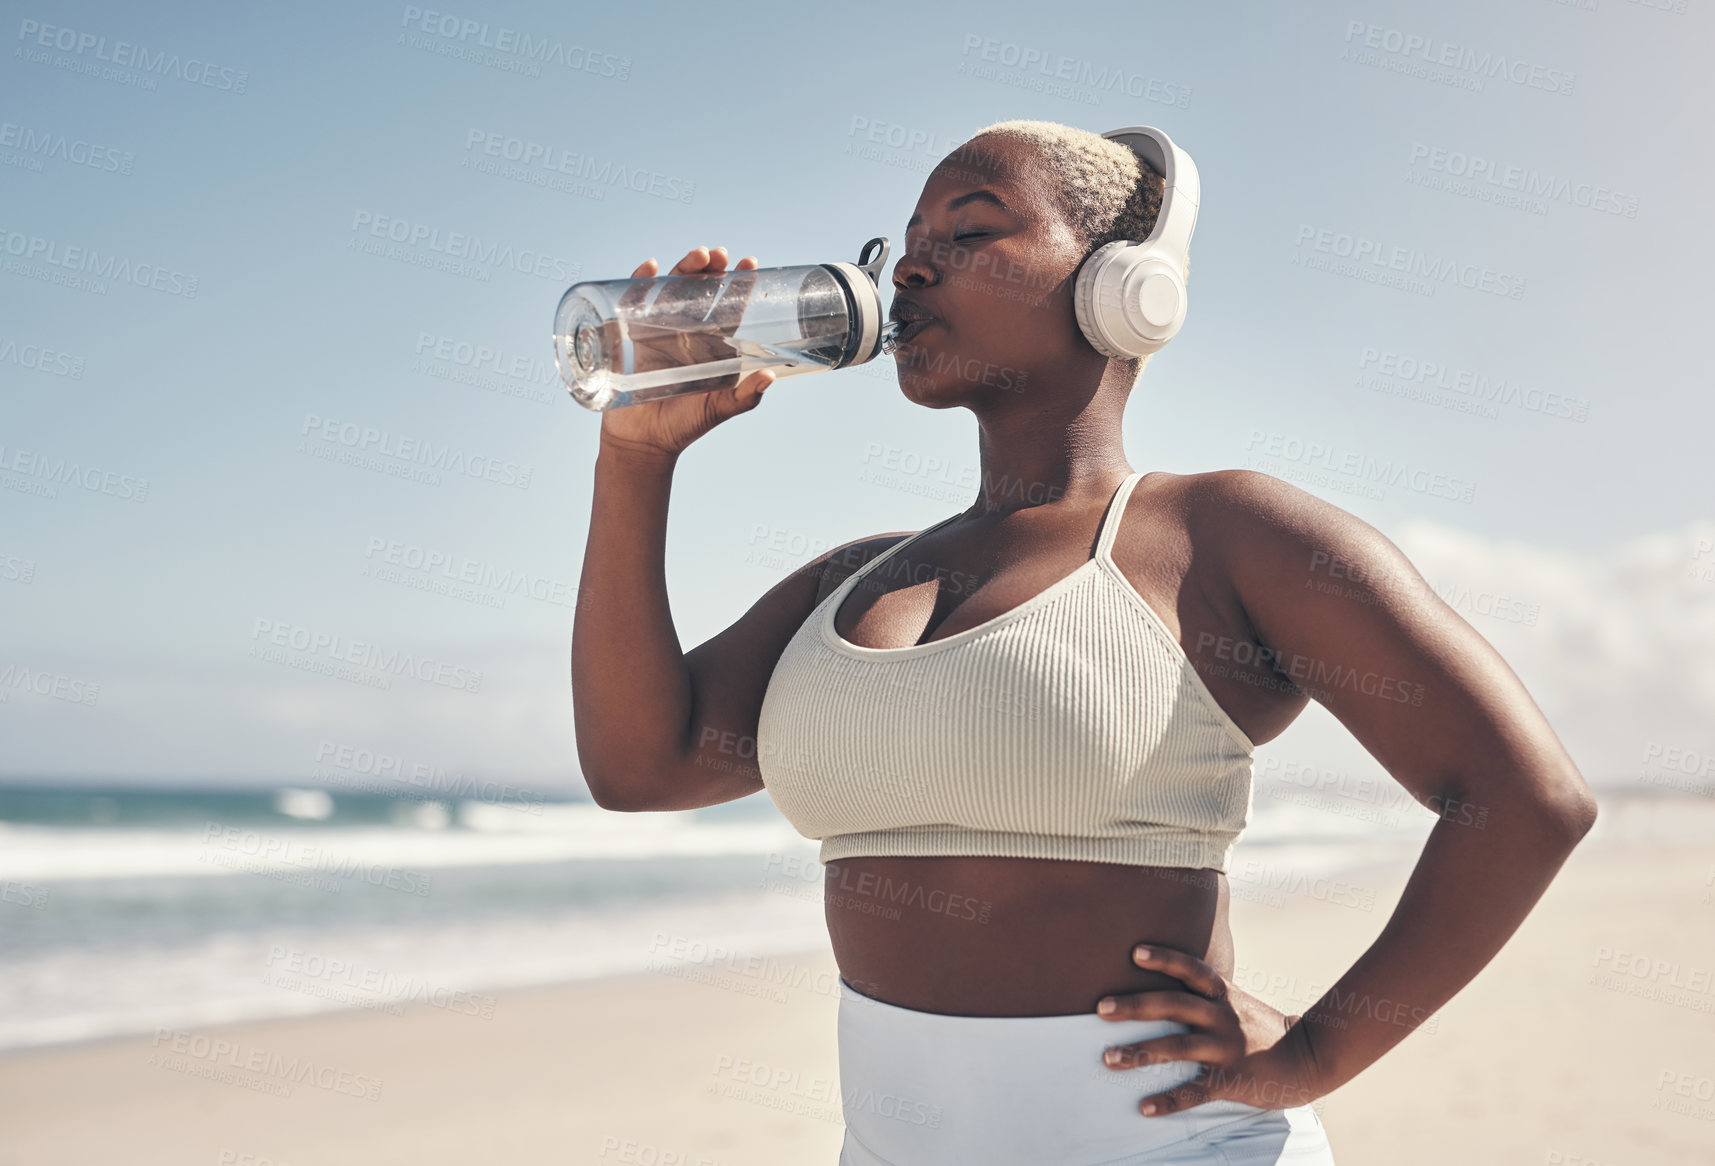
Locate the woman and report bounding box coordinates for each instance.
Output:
[572,119,1598,1165]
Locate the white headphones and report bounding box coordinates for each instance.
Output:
[1072,126,1201,359]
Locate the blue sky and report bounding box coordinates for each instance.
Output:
[3,0,1711,790]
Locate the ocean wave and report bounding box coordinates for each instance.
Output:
[0,804,814,882]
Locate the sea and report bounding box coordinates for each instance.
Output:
[0,776,1698,1053]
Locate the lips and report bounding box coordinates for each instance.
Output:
[888,295,939,347]
[893,318,935,346]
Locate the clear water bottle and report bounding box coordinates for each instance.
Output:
[553,237,896,411]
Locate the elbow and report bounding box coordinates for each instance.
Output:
[1561,789,1599,840]
[583,770,666,813]
[1542,775,1599,843]
[575,731,674,812]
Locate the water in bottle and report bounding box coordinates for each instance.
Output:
[553,238,897,411]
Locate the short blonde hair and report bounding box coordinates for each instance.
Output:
[970,119,1162,253]
[964,119,1187,381]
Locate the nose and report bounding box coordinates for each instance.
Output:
[891,233,940,291]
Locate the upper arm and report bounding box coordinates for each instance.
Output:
[1198,470,1596,831]
[662,530,913,810]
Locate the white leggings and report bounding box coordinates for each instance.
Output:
[836,978,1336,1165]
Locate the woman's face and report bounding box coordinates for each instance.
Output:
[889,134,1099,407]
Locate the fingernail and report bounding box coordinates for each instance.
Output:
[1103,1048,1122,1066]
[1140,1101,1157,1116]
[1133,946,1151,962]
[1097,997,1115,1015]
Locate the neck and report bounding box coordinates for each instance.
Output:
[962,367,1136,518]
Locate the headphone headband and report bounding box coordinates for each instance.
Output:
[1072,125,1201,359]
[1100,126,1199,266]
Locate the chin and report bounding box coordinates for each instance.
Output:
[894,368,974,409]
[892,338,1017,406]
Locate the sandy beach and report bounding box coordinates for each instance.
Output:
[2,793,1710,1166]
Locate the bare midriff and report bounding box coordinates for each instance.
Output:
[823,854,1232,1017]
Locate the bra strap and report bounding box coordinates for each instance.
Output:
[843,513,960,592]
[1093,472,1145,562]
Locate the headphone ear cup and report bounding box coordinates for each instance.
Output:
[1073,241,1133,359]
[1075,241,1188,359]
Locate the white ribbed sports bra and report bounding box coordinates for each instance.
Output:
[755,471,1255,873]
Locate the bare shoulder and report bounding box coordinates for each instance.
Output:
[1166,468,1425,600]
[1173,467,1373,534]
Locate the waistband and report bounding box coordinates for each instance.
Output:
[836,977,1286,1164]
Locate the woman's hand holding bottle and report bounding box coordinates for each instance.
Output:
[597,245,775,465]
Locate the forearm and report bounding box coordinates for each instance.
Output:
[571,442,695,802]
[1291,787,1594,1095]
